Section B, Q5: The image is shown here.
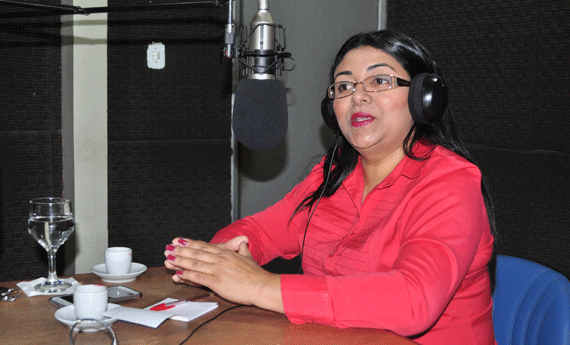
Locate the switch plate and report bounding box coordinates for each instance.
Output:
[147,42,165,69]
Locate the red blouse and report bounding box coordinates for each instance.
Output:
[212,142,496,345]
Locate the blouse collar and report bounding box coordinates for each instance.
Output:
[346,141,435,198]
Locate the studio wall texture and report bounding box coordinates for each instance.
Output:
[0,3,65,282]
[0,0,234,281]
[107,1,233,268]
[388,0,570,277]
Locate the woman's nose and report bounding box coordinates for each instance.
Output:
[351,82,371,104]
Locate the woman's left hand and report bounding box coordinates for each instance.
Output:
[164,238,283,312]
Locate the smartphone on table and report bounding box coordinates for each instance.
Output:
[49,285,142,308]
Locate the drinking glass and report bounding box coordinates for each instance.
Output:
[28,197,75,292]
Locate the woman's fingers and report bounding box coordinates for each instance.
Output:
[166,241,221,264]
[165,237,252,273]
[172,236,250,255]
[165,240,230,285]
[164,238,282,311]
[164,237,260,296]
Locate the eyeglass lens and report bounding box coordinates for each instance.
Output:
[329,75,399,99]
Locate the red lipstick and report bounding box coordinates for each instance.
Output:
[351,112,375,127]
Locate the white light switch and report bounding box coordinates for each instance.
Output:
[147,42,165,69]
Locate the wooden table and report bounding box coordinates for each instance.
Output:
[0,267,417,344]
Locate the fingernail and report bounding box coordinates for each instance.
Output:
[176,270,183,276]
[178,239,188,246]
[167,254,176,261]
[166,244,176,252]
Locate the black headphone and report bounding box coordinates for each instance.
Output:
[321,72,448,133]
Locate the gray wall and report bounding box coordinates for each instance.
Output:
[238,0,379,218]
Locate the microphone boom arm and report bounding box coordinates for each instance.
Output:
[0,0,228,18]
[0,0,295,75]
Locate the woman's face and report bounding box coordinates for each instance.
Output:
[333,46,414,160]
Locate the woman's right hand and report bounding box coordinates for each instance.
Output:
[163,236,283,313]
[164,236,250,287]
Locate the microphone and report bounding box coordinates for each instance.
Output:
[230,0,294,151]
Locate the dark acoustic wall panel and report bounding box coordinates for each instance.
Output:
[470,147,570,270]
[532,2,570,153]
[108,141,232,266]
[387,1,570,276]
[107,1,233,268]
[0,4,65,282]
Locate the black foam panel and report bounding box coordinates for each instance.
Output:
[107,1,233,268]
[0,132,66,282]
[0,4,64,282]
[470,146,570,277]
[108,141,232,268]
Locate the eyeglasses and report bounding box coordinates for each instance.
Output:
[327,74,411,99]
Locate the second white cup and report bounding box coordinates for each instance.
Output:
[74,284,108,320]
[105,247,132,275]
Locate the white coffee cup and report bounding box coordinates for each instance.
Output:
[105,247,132,275]
[74,284,108,320]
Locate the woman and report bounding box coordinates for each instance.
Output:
[164,30,497,345]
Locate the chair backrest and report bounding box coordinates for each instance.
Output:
[493,255,570,345]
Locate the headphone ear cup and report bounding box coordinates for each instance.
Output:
[321,96,340,133]
[408,72,448,124]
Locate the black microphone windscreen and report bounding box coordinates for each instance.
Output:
[233,79,288,151]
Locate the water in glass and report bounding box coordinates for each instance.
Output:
[28,197,75,293]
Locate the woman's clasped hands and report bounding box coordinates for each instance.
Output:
[164,236,283,312]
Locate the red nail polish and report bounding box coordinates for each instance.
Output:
[166,244,176,252]
[167,254,176,261]
[176,270,183,276]
[178,239,187,246]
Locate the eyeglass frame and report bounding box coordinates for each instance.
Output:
[327,74,411,99]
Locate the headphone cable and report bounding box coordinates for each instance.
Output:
[298,134,340,274]
[178,304,244,344]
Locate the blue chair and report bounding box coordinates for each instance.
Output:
[493,255,570,345]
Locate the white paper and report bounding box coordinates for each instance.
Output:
[16,277,80,297]
[148,298,219,322]
[102,306,170,328]
[101,298,218,329]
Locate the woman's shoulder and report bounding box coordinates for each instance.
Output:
[405,145,485,209]
[302,157,326,181]
[286,157,326,196]
[414,144,482,182]
[432,145,476,165]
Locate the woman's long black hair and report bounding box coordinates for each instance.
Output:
[296,30,498,290]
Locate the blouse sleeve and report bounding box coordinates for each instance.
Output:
[210,162,324,266]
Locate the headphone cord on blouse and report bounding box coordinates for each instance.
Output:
[298,133,340,274]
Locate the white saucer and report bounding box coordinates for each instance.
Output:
[91,263,147,283]
[55,303,120,332]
